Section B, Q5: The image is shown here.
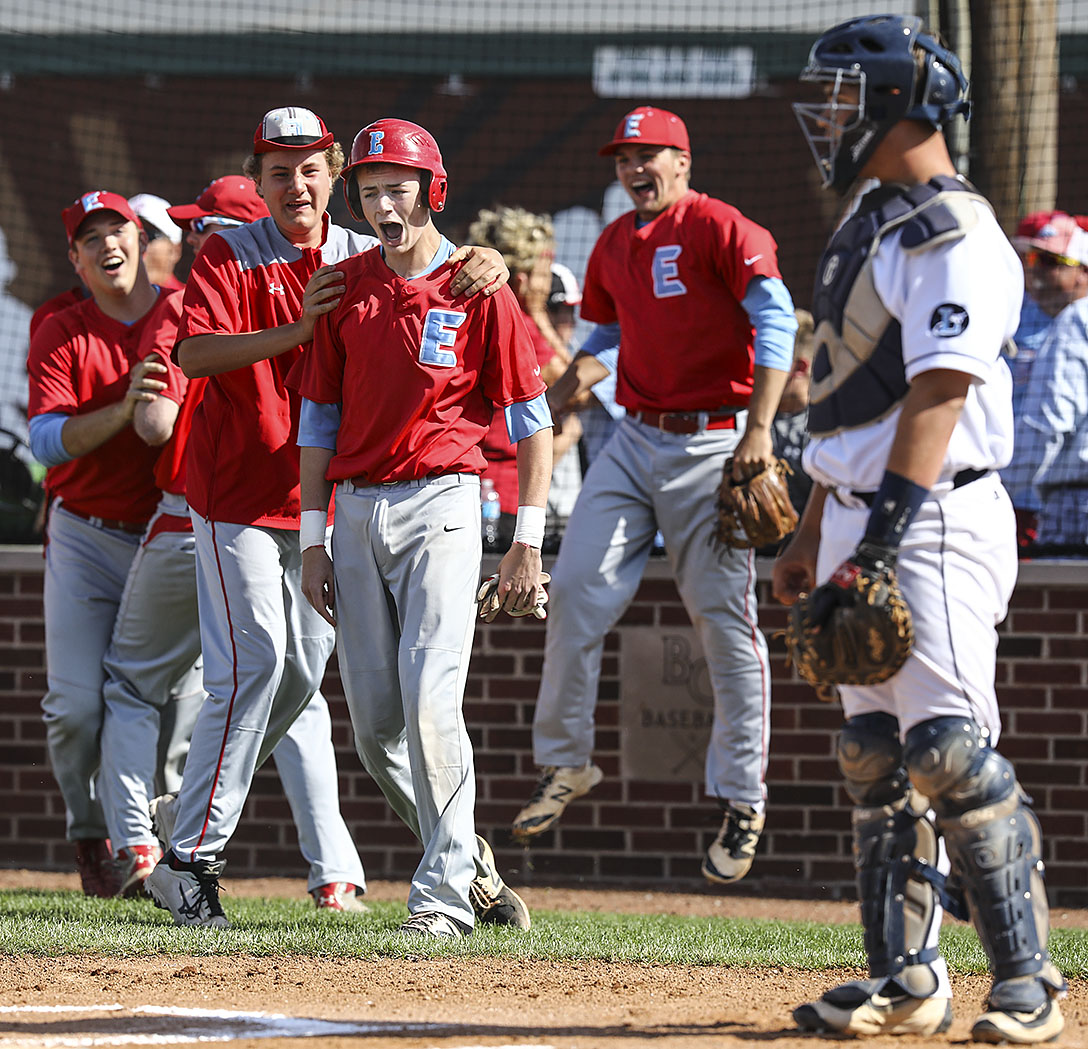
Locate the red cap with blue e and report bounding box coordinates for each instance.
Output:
[62,190,143,245]
[599,106,690,156]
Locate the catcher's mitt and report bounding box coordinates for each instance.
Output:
[476,571,550,623]
[782,542,913,692]
[715,457,799,550]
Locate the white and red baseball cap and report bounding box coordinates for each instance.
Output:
[253,107,334,154]
[167,176,270,230]
[548,262,582,308]
[62,190,143,245]
[1014,213,1088,265]
[128,194,183,244]
[599,106,690,157]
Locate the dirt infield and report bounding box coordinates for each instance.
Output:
[2,870,1086,1049]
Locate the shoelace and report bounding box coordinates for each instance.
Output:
[401,911,455,934]
[182,861,227,920]
[527,767,559,804]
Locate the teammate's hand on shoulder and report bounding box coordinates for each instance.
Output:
[301,544,337,626]
[298,265,345,340]
[122,358,169,416]
[449,245,509,299]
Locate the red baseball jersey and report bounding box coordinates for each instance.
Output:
[28,295,170,522]
[135,288,204,498]
[480,315,557,512]
[297,247,546,484]
[30,285,89,341]
[582,189,783,412]
[176,216,377,527]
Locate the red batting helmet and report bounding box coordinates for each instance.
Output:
[342,118,448,218]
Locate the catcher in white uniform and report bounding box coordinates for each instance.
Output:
[775,15,1066,1045]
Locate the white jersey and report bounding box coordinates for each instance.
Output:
[804,197,1021,492]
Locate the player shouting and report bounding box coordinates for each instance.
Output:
[296,118,549,938]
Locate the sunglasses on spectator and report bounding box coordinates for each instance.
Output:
[1024,249,1084,270]
[191,215,246,233]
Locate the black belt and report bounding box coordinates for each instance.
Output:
[629,409,739,434]
[850,468,990,508]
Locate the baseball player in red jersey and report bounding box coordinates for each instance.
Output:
[296,118,549,938]
[26,190,178,896]
[511,107,798,885]
[145,108,513,927]
[100,176,368,906]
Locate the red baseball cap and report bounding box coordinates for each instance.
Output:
[1013,212,1088,266]
[62,190,143,245]
[253,107,334,154]
[599,106,690,156]
[167,176,270,230]
[1015,210,1067,239]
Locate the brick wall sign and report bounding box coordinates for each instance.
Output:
[619,627,712,781]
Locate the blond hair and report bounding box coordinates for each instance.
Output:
[242,142,346,184]
[793,308,816,365]
[467,206,553,276]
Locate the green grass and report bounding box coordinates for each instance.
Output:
[1,889,1086,976]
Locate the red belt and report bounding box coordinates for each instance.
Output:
[60,504,147,535]
[630,409,739,434]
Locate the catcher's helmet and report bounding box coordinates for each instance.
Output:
[342,119,448,218]
[793,14,969,195]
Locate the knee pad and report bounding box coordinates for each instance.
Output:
[837,713,909,807]
[903,716,1016,817]
[905,717,1052,983]
[841,715,941,986]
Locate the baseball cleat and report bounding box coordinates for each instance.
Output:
[398,910,468,939]
[971,969,1067,1044]
[149,791,179,852]
[701,803,764,885]
[470,834,531,930]
[115,843,162,898]
[511,762,603,839]
[311,882,368,912]
[145,850,229,928]
[793,977,952,1037]
[74,838,123,898]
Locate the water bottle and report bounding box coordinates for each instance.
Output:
[481,477,501,551]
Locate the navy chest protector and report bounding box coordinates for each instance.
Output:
[808,175,991,437]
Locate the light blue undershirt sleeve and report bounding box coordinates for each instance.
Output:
[580,322,620,374]
[505,392,553,442]
[297,399,341,450]
[742,276,797,372]
[29,413,73,467]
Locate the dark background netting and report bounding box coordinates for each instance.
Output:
[2,0,1087,549]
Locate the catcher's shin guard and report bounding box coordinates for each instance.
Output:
[905,717,1067,1012]
[838,714,945,992]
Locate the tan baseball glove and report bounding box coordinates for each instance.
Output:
[476,571,551,623]
[714,456,799,549]
[782,542,914,693]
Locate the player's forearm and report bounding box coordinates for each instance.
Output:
[299,446,336,512]
[177,325,308,378]
[746,364,791,432]
[60,401,134,459]
[885,368,971,488]
[515,427,553,508]
[548,353,610,416]
[134,396,180,447]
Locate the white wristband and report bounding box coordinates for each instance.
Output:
[299,509,328,552]
[512,504,546,548]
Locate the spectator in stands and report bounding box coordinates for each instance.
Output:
[1004,213,1088,552]
[468,206,581,551]
[127,195,184,292]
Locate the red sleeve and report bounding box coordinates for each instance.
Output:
[579,232,619,325]
[478,286,548,409]
[296,309,346,405]
[138,289,187,406]
[707,203,783,304]
[27,313,80,418]
[175,237,245,351]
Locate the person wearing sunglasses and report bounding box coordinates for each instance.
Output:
[1005,214,1088,554]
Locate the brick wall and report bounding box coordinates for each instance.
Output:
[2,547,1086,906]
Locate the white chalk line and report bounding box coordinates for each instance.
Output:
[0,1003,552,1048]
